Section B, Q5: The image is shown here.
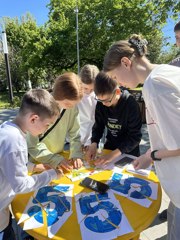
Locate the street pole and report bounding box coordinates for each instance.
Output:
[2,30,13,103]
[75,1,80,74]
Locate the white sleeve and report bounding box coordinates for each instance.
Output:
[27,161,35,173]
[3,150,57,194]
[149,92,180,150]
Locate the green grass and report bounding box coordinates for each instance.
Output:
[0,91,25,109]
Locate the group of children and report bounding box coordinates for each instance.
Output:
[0,63,142,239]
[1,24,180,240]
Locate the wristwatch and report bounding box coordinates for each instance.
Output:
[151,150,161,161]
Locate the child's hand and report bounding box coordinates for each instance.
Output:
[55,168,64,178]
[56,159,73,172]
[85,143,97,162]
[33,163,52,173]
[94,150,120,167]
[82,145,89,152]
[133,152,152,170]
[71,158,83,169]
[94,154,112,167]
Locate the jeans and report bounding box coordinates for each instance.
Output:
[0,215,16,240]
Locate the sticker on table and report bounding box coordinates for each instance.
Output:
[18,184,74,238]
[66,167,101,182]
[108,172,158,208]
[75,191,133,240]
[125,163,152,177]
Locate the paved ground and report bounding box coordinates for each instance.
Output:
[0,108,18,124]
[0,109,169,240]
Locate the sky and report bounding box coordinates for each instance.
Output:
[0,0,49,26]
[163,17,177,46]
[0,0,179,47]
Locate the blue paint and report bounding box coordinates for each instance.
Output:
[27,205,43,223]
[27,185,71,226]
[79,193,122,233]
[109,173,152,199]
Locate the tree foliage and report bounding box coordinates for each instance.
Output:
[1,0,180,92]
[1,15,55,91]
[157,46,180,64]
[44,0,180,70]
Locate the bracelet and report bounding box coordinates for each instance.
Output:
[151,150,161,161]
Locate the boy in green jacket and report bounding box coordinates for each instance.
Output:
[27,72,83,171]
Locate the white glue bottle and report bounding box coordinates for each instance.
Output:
[97,139,104,158]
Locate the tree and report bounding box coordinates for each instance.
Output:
[3,15,54,90]
[44,0,180,71]
[0,52,7,91]
[157,45,180,64]
[2,0,180,92]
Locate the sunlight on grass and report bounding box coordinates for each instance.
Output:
[0,91,25,109]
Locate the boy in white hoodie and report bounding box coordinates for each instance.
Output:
[78,64,99,149]
[0,89,63,240]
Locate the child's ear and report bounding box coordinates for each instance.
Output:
[121,57,131,69]
[30,114,39,123]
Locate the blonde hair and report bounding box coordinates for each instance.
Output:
[80,64,99,84]
[19,89,59,119]
[103,34,148,72]
[52,72,83,101]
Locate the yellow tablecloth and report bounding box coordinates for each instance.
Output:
[11,150,161,240]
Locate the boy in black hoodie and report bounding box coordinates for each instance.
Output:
[86,71,142,166]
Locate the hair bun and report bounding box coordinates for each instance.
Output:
[128,36,148,56]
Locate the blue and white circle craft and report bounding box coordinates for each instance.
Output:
[75,191,133,240]
[108,172,158,208]
[18,184,74,239]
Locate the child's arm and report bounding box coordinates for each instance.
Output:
[27,162,52,173]
[27,133,65,169]
[3,150,63,194]
[133,148,180,170]
[33,163,52,173]
[91,103,106,146]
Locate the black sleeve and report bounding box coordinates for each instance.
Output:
[91,103,105,144]
[169,56,180,67]
[117,96,142,153]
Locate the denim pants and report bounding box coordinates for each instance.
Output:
[0,214,16,240]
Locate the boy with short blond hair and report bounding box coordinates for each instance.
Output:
[78,64,99,147]
[0,89,63,239]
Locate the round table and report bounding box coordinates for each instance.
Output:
[12,151,161,240]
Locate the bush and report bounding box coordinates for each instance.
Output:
[11,96,21,108]
[0,91,24,109]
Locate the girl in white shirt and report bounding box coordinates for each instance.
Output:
[103,34,180,240]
